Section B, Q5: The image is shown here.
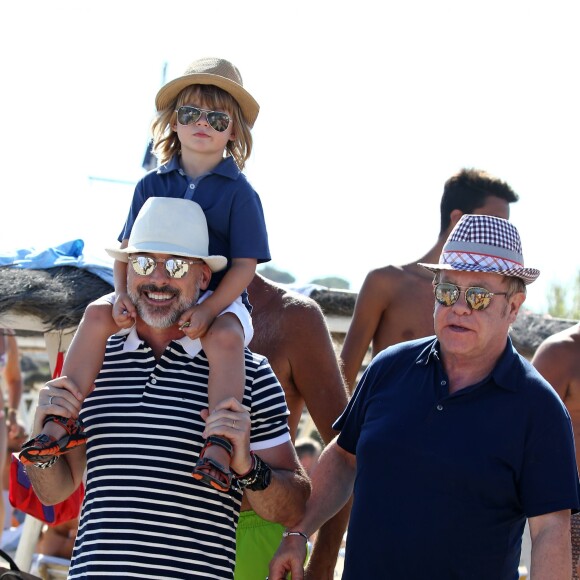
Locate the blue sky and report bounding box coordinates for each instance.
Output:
[2,0,579,314]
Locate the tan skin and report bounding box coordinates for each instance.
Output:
[269,270,572,580]
[532,322,580,578]
[37,518,79,560]
[40,99,255,484]
[0,332,26,538]
[532,322,580,465]
[243,274,350,579]
[340,196,511,391]
[26,253,309,532]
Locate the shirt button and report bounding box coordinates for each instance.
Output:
[189,184,195,189]
[151,378,157,384]
[441,380,446,386]
[436,404,443,411]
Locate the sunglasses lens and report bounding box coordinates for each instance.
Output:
[165,259,189,279]
[435,283,459,306]
[206,111,230,132]
[177,106,201,125]
[465,288,492,311]
[132,256,156,276]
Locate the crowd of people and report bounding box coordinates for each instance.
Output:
[2,56,579,580]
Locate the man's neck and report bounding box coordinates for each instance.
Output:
[414,231,448,266]
[135,320,183,360]
[441,346,504,394]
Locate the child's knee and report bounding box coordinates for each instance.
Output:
[81,301,117,333]
[202,322,244,354]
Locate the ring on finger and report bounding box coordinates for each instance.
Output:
[232,419,237,429]
[48,395,53,405]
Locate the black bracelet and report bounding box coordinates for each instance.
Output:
[282,530,309,542]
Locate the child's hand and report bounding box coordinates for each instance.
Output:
[178,303,215,339]
[112,293,136,328]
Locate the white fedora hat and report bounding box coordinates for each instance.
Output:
[106,198,227,273]
[418,214,540,284]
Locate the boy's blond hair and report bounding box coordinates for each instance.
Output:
[151,84,253,170]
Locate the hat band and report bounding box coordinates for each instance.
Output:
[443,241,524,265]
[440,250,523,272]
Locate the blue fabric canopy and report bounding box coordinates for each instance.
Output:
[0,239,114,286]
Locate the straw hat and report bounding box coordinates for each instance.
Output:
[106,198,227,273]
[155,57,260,127]
[418,214,540,284]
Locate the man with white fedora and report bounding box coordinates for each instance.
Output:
[24,197,309,579]
[269,214,580,580]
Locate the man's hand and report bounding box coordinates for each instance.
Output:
[32,376,85,435]
[200,397,251,474]
[268,534,308,580]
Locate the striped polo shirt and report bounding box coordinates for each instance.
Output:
[70,329,290,579]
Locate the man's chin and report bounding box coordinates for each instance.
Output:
[138,309,178,329]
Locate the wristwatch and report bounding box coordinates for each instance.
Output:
[233,452,272,491]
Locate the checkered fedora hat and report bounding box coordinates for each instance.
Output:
[418,214,540,284]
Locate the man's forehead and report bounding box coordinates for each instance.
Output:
[440,270,507,287]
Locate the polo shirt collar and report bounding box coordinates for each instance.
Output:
[157,155,240,180]
[419,335,519,392]
[119,326,203,359]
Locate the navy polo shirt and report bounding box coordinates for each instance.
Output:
[118,156,270,292]
[336,336,580,580]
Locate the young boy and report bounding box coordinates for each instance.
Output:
[20,57,270,492]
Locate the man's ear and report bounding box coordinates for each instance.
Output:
[199,264,212,290]
[507,291,526,323]
[449,209,464,229]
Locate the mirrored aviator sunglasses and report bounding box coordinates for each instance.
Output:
[175,105,231,132]
[129,256,204,279]
[434,283,507,311]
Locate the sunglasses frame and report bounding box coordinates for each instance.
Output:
[129,255,205,279]
[434,282,508,311]
[175,105,231,132]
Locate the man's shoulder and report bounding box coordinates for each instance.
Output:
[244,347,275,371]
[251,281,325,322]
[533,323,580,361]
[540,322,580,349]
[363,263,431,291]
[372,336,434,366]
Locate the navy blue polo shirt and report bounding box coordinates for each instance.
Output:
[119,156,270,292]
[336,336,580,580]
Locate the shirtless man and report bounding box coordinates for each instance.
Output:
[340,168,520,390]
[532,321,580,579]
[234,273,350,580]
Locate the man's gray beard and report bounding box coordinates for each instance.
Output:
[129,284,200,329]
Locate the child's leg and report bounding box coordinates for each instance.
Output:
[192,313,245,490]
[20,298,119,461]
[205,313,246,411]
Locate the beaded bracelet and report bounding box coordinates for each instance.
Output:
[282,530,309,542]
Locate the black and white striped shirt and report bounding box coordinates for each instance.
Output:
[70,329,290,579]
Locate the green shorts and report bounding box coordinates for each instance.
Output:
[234,510,284,580]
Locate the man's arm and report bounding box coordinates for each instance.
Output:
[528,510,572,579]
[245,442,310,528]
[283,300,351,579]
[202,398,310,528]
[4,334,24,437]
[340,269,389,391]
[268,438,356,580]
[23,377,86,504]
